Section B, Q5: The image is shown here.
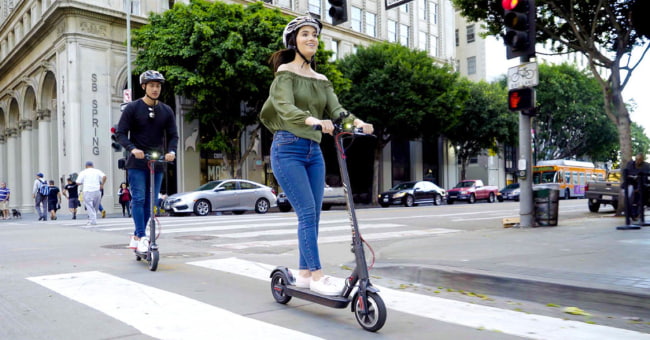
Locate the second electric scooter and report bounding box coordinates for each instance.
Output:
[134,152,166,271]
[270,113,387,332]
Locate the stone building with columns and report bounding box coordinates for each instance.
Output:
[1,0,463,214]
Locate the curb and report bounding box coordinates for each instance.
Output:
[371,263,650,317]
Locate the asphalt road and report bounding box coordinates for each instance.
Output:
[2,199,649,339]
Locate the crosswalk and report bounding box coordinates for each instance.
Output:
[61,213,463,250]
[27,257,650,340]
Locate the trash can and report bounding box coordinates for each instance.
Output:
[533,184,560,226]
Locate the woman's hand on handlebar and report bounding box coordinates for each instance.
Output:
[354,119,374,135]
[164,152,176,162]
[305,117,334,135]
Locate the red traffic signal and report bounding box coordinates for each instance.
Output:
[508,87,535,111]
[502,0,535,60]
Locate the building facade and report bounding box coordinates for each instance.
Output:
[0,0,463,213]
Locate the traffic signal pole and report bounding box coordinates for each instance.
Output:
[502,0,536,227]
[519,66,534,227]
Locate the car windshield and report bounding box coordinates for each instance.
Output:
[454,181,474,188]
[391,182,415,190]
[196,181,223,191]
[505,183,519,190]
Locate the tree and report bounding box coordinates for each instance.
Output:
[452,0,649,168]
[531,63,618,162]
[336,42,463,202]
[131,0,343,178]
[445,79,517,180]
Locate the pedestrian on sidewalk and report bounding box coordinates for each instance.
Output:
[76,161,106,226]
[260,15,373,296]
[115,70,178,251]
[0,181,10,220]
[46,180,62,220]
[118,182,132,217]
[33,173,48,221]
[63,177,80,219]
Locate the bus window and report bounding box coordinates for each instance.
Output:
[572,172,578,185]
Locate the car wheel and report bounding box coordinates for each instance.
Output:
[232,210,245,215]
[468,194,476,204]
[612,201,618,210]
[404,195,415,207]
[488,192,495,203]
[588,199,600,213]
[193,199,211,216]
[379,203,390,208]
[322,204,332,211]
[255,198,270,214]
[564,189,570,200]
[497,195,504,202]
[433,194,442,206]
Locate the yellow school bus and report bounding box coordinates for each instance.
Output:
[532,160,606,199]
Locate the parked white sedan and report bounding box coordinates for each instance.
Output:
[163,179,277,216]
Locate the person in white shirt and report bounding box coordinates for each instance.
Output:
[76,161,107,226]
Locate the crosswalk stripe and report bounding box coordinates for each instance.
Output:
[27,271,321,340]
[214,228,460,249]
[189,258,650,340]
[214,223,404,238]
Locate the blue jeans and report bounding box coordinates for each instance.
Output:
[271,131,325,271]
[128,168,163,238]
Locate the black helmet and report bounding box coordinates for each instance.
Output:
[139,70,165,85]
[283,16,322,48]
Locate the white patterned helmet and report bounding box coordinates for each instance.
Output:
[282,16,322,48]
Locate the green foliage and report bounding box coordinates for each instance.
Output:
[445,79,516,178]
[533,63,618,162]
[452,0,649,164]
[631,122,650,156]
[336,42,461,147]
[131,1,343,175]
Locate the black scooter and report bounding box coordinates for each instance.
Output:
[270,114,387,332]
[134,152,166,271]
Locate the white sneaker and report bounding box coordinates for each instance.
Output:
[137,237,149,253]
[294,273,310,288]
[310,276,342,296]
[128,236,138,249]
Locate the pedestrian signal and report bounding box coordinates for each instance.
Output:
[508,87,535,112]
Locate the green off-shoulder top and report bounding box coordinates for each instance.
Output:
[260,71,355,143]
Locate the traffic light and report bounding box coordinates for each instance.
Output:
[328,0,348,26]
[508,87,535,112]
[111,125,122,152]
[502,0,536,60]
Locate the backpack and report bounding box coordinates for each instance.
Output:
[38,180,50,196]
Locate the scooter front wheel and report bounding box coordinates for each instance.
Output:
[270,271,292,304]
[149,250,159,271]
[353,291,387,332]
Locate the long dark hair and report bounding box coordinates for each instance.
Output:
[268,32,318,72]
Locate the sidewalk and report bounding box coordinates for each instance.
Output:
[372,213,650,317]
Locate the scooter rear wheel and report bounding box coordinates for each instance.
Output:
[270,271,292,304]
[353,291,386,332]
[149,250,159,271]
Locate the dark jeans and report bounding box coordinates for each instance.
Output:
[128,168,163,238]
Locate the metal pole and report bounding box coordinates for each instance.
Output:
[126,0,132,98]
[519,56,534,227]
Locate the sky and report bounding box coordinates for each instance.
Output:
[485,38,650,135]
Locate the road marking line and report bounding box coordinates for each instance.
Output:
[189,258,650,340]
[214,229,460,249]
[27,271,320,340]
[215,223,404,238]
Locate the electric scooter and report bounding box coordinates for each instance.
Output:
[270,113,387,332]
[134,152,166,271]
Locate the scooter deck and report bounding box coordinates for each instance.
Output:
[285,286,350,308]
